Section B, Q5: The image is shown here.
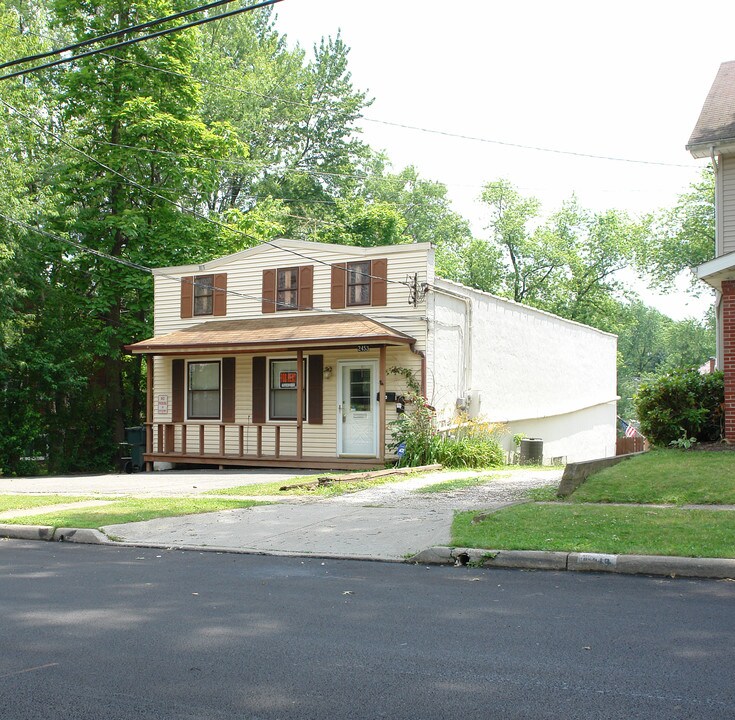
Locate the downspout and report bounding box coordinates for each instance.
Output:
[409,343,427,398]
[711,145,723,368]
[426,283,472,399]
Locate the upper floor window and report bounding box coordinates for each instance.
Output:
[193,275,214,316]
[346,261,371,306]
[330,258,388,310]
[277,267,299,311]
[262,266,313,314]
[180,273,227,319]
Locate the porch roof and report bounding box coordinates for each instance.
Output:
[126,313,416,355]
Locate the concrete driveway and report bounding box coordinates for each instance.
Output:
[0,468,315,496]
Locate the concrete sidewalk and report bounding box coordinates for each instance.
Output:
[1,468,558,561]
[3,467,734,579]
[103,503,455,561]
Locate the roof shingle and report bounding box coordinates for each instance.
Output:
[688,60,735,151]
[126,313,415,354]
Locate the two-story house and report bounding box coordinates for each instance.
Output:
[688,60,735,442]
[127,239,618,470]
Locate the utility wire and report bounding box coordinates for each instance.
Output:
[0,211,423,322]
[0,0,243,71]
[363,118,699,169]
[106,52,699,171]
[0,212,153,272]
[0,17,697,170]
[0,97,406,288]
[0,0,284,83]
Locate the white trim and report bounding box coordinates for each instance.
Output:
[185,359,222,422]
[432,277,618,339]
[266,355,308,424]
[697,250,735,290]
[337,360,379,457]
[152,238,433,274]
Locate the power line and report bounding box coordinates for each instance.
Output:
[0,0,284,83]
[0,0,243,71]
[1,15,698,171]
[362,118,699,169]
[0,212,153,272]
[106,51,699,171]
[0,97,407,288]
[0,211,424,322]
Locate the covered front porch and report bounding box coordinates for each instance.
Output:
[126,314,422,471]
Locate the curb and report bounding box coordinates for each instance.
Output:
[0,524,55,541]
[53,527,111,544]
[3,525,734,580]
[0,524,110,545]
[408,546,735,579]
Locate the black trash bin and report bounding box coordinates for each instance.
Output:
[124,426,146,472]
[519,438,543,465]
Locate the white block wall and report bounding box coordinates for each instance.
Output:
[428,278,618,462]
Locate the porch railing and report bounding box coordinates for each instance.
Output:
[145,422,297,460]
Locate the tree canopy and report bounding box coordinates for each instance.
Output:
[0,0,717,473]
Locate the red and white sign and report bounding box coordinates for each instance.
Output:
[279,371,297,389]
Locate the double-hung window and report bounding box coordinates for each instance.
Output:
[193,275,214,316]
[188,361,220,419]
[269,359,306,420]
[346,261,371,306]
[276,268,299,310]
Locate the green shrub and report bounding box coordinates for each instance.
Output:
[634,369,724,447]
[389,398,504,468]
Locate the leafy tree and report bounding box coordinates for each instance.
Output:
[644,166,715,289]
[476,180,644,327]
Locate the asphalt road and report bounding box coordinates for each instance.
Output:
[2,540,734,719]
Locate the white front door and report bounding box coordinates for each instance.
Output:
[338,361,377,456]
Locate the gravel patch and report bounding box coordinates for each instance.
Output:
[330,468,562,511]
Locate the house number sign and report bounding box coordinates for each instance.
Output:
[357,345,370,352]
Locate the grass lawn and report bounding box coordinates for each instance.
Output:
[569,449,735,505]
[452,504,735,558]
[0,495,94,513]
[0,497,267,529]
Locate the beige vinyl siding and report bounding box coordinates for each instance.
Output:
[152,356,172,424]
[152,241,430,354]
[723,155,735,256]
[148,241,431,460]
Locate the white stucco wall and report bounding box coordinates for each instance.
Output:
[428,278,618,462]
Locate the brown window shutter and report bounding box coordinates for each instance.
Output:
[222,357,236,423]
[262,269,276,313]
[252,356,266,423]
[172,359,185,422]
[299,265,314,310]
[213,273,227,316]
[180,278,193,318]
[307,354,323,425]
[331,263,346,309]
[371,258,388,306]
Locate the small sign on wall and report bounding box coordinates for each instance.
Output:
[157,394,169,414]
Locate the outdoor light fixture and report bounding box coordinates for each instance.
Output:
[323,366,333,379]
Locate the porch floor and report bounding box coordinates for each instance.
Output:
[144,453,386,471]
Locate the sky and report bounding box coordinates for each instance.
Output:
[271,0,735,321]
